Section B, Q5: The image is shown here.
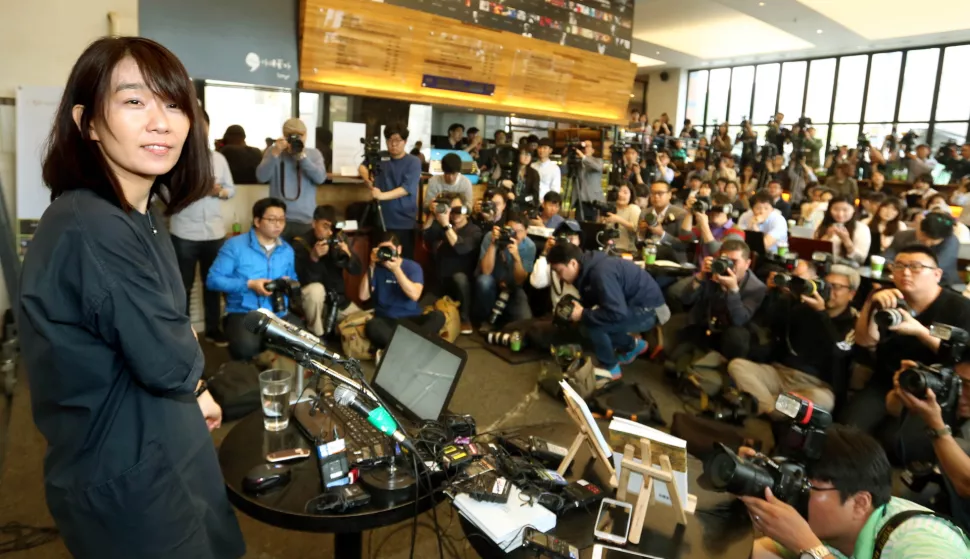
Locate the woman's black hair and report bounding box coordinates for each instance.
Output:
[815,195,859,246]
[807,425,892,508]
[43,36,211,216]
[870,196,905,238]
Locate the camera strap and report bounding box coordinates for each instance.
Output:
[279,159,303,202]
[872,509,967,559]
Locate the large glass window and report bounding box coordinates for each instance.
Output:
[833,55,867,123]
[705,68,731,127]
[752,64,780,122]
[205,82,293,150]
[685,70,709,126]
[830,124,861,150]
[864,52,902,122]
[777,61,807,120]
[728,66,755,125]
[936,45,970,121]
[804,58,836,123]
[898,48,939,122]
[933,123,968,149]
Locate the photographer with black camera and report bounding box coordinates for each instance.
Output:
[292,205,363,337]
[359,233,444,354]
[602,184,640,252]
[425,152,473,210]
[571,141,606,222]
[621,145,649,187]
[358,124,422,259]
[474,187,511,229]
[256,118,327,242]
[475,213,537,333]
[681,193,742,263]
[885,212,961,288]
[208,198,302,361]
[547,242,665,382]
[727,423,970,559]
[529,191,565,230]
[845,246,970,440]
[728,264,859,417]
[423,193,483,335]
[498,147,541,211]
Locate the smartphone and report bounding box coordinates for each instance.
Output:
[590,544,662,559]
[266,448,311,463]
[521,527,579,559]
[593,498,633,545]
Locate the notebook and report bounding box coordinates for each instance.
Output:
[453,484,556,551]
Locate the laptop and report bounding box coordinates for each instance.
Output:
[744,230,767,256]
[295,322,468,464]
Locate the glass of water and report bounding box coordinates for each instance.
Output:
[259,369,293,432]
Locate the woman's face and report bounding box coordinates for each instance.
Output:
[830,201,854,224]
[617,185,632,205]
[878,203,899,222]
[719,123,728,135]
[518,151,532,166]
[86,57,190,186]
[743,166,753,178]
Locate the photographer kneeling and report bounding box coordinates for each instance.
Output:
[728,264,859,417]
[208,197,301,361]
[475,213,536,333]
[359,233,444,354]
[292,205,363,337]
[547,243,664,382]
[739,425,969,559]
[423,193,483,335]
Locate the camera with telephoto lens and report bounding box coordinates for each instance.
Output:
[588,200,616,215]
[322,290,341,337]
[287,134,304,154]
[898,323,967,415]
[901,130,919,153]
[553,294,580,326]
[376,245,397,263]
[873,299,915,330]
[263,278,302,315]
[488,289,512,326]
[326,232,350,266]
[702,393,832,511]
[496,226,516,249]
[774,275,831,301]
[643,212,659,227]
[711,256,735,276]
[765,251,799,272]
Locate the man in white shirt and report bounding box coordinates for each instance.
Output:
[171,111,234,347]
[737,191,788,253]
[532,138,561,200]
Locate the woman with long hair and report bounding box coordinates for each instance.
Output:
[502,147,540,208]
[603,183,641,251]
[814,195,871,264]
[711,122,733,158]
[865,197,907,258]
[17,37,245,558]
[739,164,758,195]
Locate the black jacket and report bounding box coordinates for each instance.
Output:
[511,165,541,209]
[18,190,245,558]
[574,251,665,327]
[218,143,262,184]
[423,221,483,280]
[292,229,363,308]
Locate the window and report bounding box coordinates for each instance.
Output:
[705,68,731,126]
[298,92,321,149]
[728,66,755,125]
[752,64,780,121]
[830,124,861,151]
[777,61,807,120]
[862,123,896,151]
[686,71,709,126]
[898,48,939,122]
[933,123,968,150]
[936,45,970,121]
[833,55,867,123]
[205,82,293,150]
[804,58,836,123]
[864,52,902,122]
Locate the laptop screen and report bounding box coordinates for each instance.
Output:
[372,323,466,423]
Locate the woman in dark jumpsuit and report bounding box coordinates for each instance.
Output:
[17,37,245,558]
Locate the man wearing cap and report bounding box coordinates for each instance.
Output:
[218,124,262,184]
[532,138,562,200]
[256,118,328,242]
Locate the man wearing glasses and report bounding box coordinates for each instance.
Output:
[641,181,688,263]
[844,246,970,455]
[208,198,300,361]
[359,124,422,259]
[727,264,860,417]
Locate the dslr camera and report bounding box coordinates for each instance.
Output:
[434,195,452,215]
[376,245,398,263]
[897,323,967,421]
[703,393,831,510]
[553,294,580,326]
[587,200,616,215]
[710,256,735,276]
[287,133,304,154]
[496,226,516,249]
[774,275,831,301]
[263,278,302,316]
[873,299,915,330]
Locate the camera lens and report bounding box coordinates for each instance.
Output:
[899,367,946,400]
[706,453,775,497]
[774,273,792,289]
[874,308,904,329]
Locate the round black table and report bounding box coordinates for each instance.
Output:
[218,412,439,559]
[461,434,754,559]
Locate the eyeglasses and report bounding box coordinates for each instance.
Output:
[260,217,286,225]
[806,481,840,493]
[828,283,852,292]
[650,191,669,197]
[890,262,938,274]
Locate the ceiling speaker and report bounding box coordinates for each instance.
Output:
[659,71,670,82]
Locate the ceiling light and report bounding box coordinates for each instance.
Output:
[759,1,764,5]
[816,29,823,34]
[655,51,660,55]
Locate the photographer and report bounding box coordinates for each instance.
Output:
[738,191,789,253]
[622,146,648,187]
[476,213,537,332]
[786,159,818,207]
[571,141,606,221]
[207,198,300,361]
[677,239,767,360]
[904,144,938,184]
[641,181,688,262]
[256,118,327,242]
[742,425,969,559]
[804,126,823,170]
[530,191,565,230]
[885,213,960,288]
[359,233,444,354]
[845,246,970,437]
[358,124,422,259]
[602,184,640,252]
[423,193,483,334]
[681,193,742,263]
[425,153,473,209]
[499,147,541,211]
[684,158,711,187]
[532,138,561,199]
[657,151,675,184]
[889,360,970,531]
[292,205,363,337]
[824,162,859,200]
[547,242,665,382]
[728,265,859,417]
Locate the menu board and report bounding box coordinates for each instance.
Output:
[376,0,634,59]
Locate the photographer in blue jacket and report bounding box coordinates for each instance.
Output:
[547,243,666,383]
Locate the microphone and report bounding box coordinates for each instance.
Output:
[333,385,410,447]
[243,308,343,363]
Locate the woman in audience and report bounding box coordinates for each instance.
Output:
[603,183,641,252]
[814,194,871,264]
[865,196,907,258]
[501,147,540,207]
[801,187,833,229]
[927,194,970,242]
[739,164,758,194]
[711,122,732,158]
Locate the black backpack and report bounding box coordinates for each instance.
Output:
[206,361,262,421]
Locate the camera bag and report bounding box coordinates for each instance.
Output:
[338,309,375,361]
[587,381,666,426]
[424,296,460,343]
[206,360,262,421]
[537,356,596,400]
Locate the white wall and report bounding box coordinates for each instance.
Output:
[0,1,138,316]
[645,69,688,131]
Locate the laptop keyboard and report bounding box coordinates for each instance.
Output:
[297,395,394,466]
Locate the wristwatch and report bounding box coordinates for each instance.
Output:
[194,379,209,398]
[798,544,829,559]
[444,223,453,230]
[928,425,952,439]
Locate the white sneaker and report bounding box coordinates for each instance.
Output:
[375,349,384,365]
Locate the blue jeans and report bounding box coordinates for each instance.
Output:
[474,274,532,325]
[583,308,657,368]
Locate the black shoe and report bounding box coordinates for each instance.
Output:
[205,331,229,348]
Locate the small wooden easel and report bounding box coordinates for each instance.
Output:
[556,393,618,488]
[616,438,698,544]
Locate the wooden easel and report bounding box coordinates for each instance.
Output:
[556,394,618,488]
[616,438,698,544]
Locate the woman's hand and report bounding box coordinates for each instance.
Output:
[197,389,223,431]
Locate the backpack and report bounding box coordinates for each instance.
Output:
[538,356,596,400]
[206,361,262,421]
[425,296,461,342]
[338,309,375,361]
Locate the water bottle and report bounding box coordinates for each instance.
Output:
[232,212,241,236]
[643,242,658,265]
[510,332,522,352]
